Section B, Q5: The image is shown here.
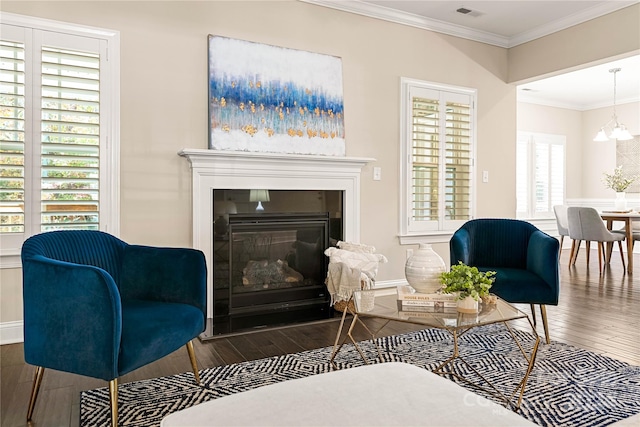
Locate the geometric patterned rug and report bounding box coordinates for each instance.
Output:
[80,324,640,426]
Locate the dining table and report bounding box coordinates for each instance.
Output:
[600,211,640,274]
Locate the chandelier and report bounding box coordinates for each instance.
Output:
[593,68,633,142]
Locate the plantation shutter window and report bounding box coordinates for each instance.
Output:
[516,132,565,219]
[0,39,26,235]
[0,16,118,265]
[410,91,440,226]
[40,45,101,231]
[444,98,472,222]
[401,78,476,238]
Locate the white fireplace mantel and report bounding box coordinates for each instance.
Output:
[179,148,375,318]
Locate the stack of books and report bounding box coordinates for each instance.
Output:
[397,285,457,313]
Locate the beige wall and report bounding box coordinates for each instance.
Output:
[0,0,637,328]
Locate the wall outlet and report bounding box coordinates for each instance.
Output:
[482,170,489,183]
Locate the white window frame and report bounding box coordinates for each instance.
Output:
[399,77,477,245]
[0,13,120,268]
[516,131,566,220]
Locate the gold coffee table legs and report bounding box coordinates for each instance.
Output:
[330,309,390,369]
[433,320,540,411]
[330,312,540,411]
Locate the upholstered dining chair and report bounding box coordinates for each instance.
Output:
[450,219,560,344]
[553,205,570,259]
[612,219,640,244]
[21,230,207,427]
[567,207,626,273]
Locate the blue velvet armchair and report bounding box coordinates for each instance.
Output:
[22,230,207,427]
[450,219,560,344]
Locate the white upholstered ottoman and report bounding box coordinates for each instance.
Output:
[161,362,536,426]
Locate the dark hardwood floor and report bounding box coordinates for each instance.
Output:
[2,249,638,427]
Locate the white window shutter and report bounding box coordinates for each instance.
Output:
[534,141,549,214]
[516,131,565,219]
[0,39,26,235]
[409,86,440,232]
[401,78,476,237]
[39,42,101,231]
[1,16,119,263]
[443,95,472,230]
[550,143,564,208]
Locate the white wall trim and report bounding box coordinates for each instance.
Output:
[0,254,21,269]
[567,197,640,209]
[299,0,635,48]
[0,321,23,345]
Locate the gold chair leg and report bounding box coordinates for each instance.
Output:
[186,340,201,385]
[540,305,551,345]
[529,304,537,326]
[109,378,118,427]
[26,366,45,421]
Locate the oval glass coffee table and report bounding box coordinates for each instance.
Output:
[330,290,540,411]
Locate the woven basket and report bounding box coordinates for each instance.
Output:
[333,299,353,313]
[332,279,367,313]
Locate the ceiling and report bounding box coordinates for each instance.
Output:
[303,0,640,110]
[517,55,640,110]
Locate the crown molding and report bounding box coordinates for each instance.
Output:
[300,0,637,48]
[300,0,509,47]
[519,95,640,112]
[509,1,637,47]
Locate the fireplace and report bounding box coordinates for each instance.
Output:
[179,149,374,338]
[212,212,331,334]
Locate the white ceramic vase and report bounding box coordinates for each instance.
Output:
[457,295,479,313]
[615,192,627,211]
[405,243,446,293]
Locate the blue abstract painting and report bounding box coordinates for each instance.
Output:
[208,36,345,156]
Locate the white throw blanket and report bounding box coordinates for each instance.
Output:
[336,241,376,253]
[324,246,388,305]
[325,263,365,305]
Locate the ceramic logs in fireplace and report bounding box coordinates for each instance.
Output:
[211,212,331,335]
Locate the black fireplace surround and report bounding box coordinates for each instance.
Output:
[208,190,343,336]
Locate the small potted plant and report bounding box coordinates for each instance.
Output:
[440,262,496,313]
[602,166,639,193]
[602,166,639,210]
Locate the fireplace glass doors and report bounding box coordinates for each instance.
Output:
[212,213,331,335]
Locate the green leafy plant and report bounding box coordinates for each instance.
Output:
[440,262,496,301]
[602,166,639,192]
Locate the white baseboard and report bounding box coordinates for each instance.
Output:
[0,321,23,345]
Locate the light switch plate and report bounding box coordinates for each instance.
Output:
[373,167,382,181]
